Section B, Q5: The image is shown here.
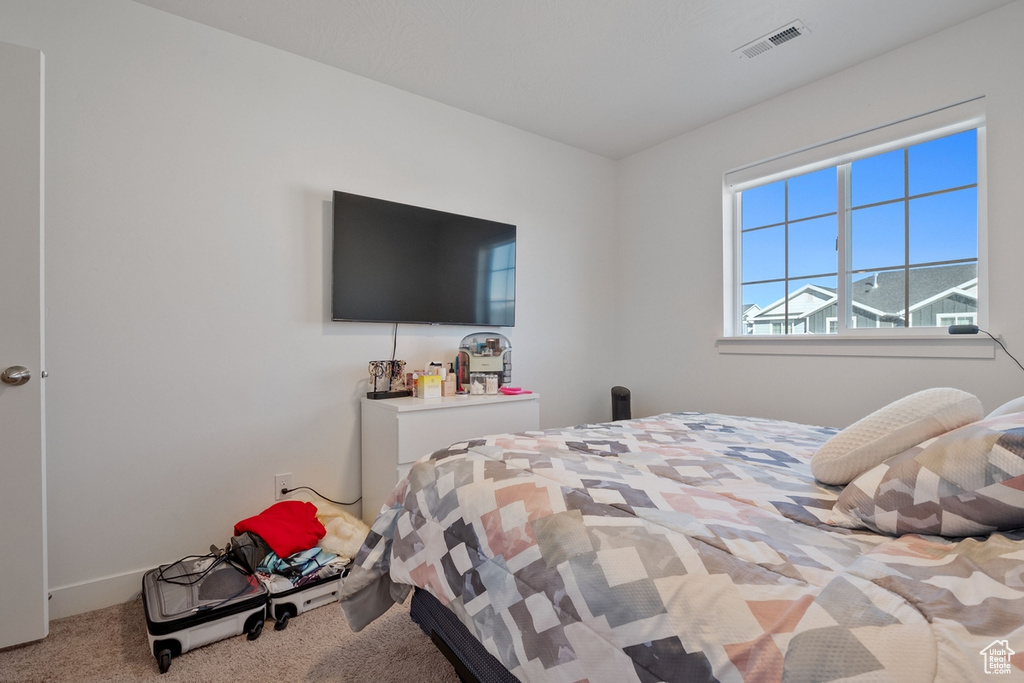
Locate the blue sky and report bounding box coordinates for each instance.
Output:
[741,129,977,309]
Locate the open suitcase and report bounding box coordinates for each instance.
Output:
[142,556,268,674]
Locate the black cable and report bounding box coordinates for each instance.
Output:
[282,485,361,506]
[391,322,398,362]
[157,553,225,586]
[981,328,1024,374]
[949,324,1024,374]
[155,553,257,617]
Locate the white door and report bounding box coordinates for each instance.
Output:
[0,41,48,648]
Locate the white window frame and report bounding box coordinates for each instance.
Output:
[719,98,991,359]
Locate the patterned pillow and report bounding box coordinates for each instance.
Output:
[810,387,982,485]
[829,412,1024,537]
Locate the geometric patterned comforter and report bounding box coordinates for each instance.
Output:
[339,413,1024,681]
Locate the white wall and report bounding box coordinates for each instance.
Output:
[616,1,1024,429]
[0,0,618,617]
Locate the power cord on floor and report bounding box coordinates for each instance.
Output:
[280,485,361,506]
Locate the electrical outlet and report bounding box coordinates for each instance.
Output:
[274,473,292,501]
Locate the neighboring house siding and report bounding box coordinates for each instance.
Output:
[912,293,976,327]
[854,312,878,328]
[807,306,834,334]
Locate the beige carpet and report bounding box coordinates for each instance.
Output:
[0,596,461,683]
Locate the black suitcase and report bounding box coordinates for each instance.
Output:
[142,556,268,674]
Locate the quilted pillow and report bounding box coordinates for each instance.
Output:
[811,387,982,485]
[829,412,1024,536]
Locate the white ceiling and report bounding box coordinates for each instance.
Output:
[131,0,1014,159]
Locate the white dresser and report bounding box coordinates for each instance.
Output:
[360,393,540,524]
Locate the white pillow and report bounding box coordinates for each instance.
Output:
[811,387,983,485]
[986,396,1024,419]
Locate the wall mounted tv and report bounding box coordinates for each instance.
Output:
[331,191,516,326]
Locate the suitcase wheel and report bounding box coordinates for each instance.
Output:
[245,614,264,641]
[274,605,296,631]
[153,639,180,674]
[157,649,172,674]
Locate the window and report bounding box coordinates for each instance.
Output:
[725,100,985,339]
[740,167,838,335]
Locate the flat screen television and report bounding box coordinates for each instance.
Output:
[331,191,516,326]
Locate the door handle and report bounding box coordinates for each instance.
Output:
[1,365,31,386]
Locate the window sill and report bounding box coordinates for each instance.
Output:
[716,334,996,359]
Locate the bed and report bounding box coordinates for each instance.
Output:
[340,399,1024,682]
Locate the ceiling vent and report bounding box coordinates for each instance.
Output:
[734,20,809,59]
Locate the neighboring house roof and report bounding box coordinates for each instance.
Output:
[745,263,977,325]
[849,263,978,314]
[910,278,977,313]
[752,285,834,319]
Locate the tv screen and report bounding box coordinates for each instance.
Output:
[331,191,516,326]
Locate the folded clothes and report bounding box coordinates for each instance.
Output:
[257,552,347,595]
[233,500,326,558]
[258,546,338,582]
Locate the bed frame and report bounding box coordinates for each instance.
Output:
[409,588,520,683]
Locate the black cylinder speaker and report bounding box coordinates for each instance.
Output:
[611,386,631,421]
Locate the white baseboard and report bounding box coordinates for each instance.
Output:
[48,568,149,619]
